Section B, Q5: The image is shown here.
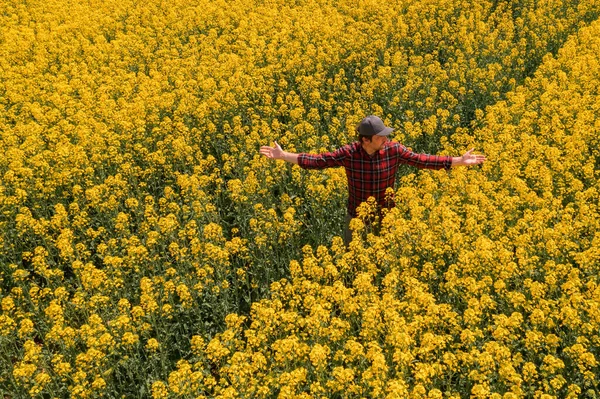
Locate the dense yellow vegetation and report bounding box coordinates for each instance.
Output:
[1,0,599,397]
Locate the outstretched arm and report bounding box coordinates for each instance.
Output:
[259,141,299,164]
[451,148,486,167]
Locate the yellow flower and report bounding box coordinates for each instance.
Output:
[152,381,169,399]
[0,315,16,335]
[206,337,230,363]
[1,296,15,313]
[146,338,160,352]
[326,367,355,392]
[122,332,139,347]
[52,355,72,377]
[18,319,35,338]
[309,343,330,370]
[91,376,107,390]
[13,363,37,382]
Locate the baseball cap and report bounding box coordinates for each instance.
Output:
[356,115,394,136]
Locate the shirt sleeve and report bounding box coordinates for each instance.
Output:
[297,145,350,170]
[393,143,452,170]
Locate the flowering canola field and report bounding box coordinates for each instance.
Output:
[1,0,600,398]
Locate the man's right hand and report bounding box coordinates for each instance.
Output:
[259,141,299,164]
[260,141,285,160]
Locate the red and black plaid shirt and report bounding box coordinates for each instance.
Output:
[298,141,452,217]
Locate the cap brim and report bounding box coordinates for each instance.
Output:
[375,127,394,136]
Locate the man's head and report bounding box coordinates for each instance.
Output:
[356,115,393,150]
[356,115,393,139]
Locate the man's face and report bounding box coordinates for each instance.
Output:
[371,135,389,150]
[361,134,389,154]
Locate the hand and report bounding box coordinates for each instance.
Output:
[260,141,284,160]
[460,148,486,166]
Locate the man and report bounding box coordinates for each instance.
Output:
[260,115,486,245]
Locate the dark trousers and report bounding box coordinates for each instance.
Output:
[343,213,352,246]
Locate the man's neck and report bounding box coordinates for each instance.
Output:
[361,142,377,156]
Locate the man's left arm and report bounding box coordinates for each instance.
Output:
[393,143,486,169]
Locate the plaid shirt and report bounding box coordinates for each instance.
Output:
[298,141,452,217]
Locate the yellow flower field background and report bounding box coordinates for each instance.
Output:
[1,0,600,397]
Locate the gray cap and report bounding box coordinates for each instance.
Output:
[356,115,394,136]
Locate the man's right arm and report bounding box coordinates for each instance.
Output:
[260,141,348,169]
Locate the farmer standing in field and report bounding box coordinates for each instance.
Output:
[260,115,486,245]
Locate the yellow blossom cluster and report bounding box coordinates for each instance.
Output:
[1,0,600,397]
